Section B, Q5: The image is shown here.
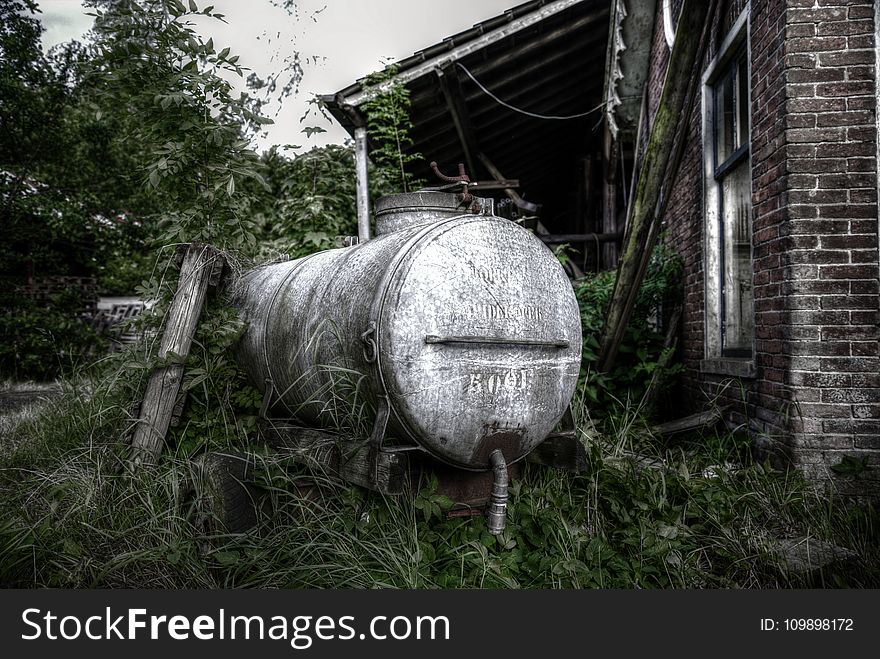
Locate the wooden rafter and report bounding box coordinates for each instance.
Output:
[435,64,479,179]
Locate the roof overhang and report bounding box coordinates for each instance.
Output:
[321,0,612,219]
[603,0,658,138]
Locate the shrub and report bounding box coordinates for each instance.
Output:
[0,290,101,381]
[575,241,683,418]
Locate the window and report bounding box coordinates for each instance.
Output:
[702,8,753,371]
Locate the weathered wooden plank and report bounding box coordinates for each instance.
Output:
[131,243,220,466]
[539,232,621,244]
[469,179,520,191]
[652,406,727,437]
[601,121,620,269]
[598,0,719,373]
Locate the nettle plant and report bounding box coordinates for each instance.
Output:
[361,64,424,194]
[576,241,683,417]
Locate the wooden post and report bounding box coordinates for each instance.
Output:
[601,122,620,269]
[598,0,718,373]
[131,243,221,466]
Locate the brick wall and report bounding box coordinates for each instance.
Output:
[650,0,879,495]
[746,0,792,447]
[780,0,879,493]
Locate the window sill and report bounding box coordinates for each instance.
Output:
[700,358,756,379]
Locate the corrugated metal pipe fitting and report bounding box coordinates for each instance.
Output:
[486,449,509,535]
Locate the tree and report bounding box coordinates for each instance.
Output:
[0,0,152,289]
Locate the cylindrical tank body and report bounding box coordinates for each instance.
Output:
[231,191,582,470]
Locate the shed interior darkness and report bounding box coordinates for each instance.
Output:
[324,0,626,274]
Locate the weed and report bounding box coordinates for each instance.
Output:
[1,377,876,588]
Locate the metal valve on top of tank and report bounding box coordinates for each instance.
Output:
[427,161,484,214]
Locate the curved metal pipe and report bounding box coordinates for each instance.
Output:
[486,449,509,535]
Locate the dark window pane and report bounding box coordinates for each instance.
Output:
[714,69,735,165]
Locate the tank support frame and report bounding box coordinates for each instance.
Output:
[253,378,587,531]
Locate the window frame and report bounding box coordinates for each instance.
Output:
[700,6,755,377]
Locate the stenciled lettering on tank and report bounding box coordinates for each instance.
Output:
[467,262,511,286]
[465,368,532,395]
[461,303,545,321]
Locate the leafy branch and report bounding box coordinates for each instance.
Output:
[361,63,423,194]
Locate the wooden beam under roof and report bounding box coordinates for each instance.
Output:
[477,152,539,215]
[435,64,479,180]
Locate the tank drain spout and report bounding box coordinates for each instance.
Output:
[486,449,509,535]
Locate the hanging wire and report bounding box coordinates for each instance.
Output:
[455,62,605,121]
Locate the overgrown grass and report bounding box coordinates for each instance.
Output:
[1,376,877,588]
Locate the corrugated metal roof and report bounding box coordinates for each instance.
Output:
[322,0,611,225]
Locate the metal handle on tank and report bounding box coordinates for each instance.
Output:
[361,322,378,363]
[424,334,569,349]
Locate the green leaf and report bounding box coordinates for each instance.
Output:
[303,231,327,246]
[63,538,82,558]
[226,175,235,196]
[831,455,870,475]
[213,550,239,565]
[657,524,679,539]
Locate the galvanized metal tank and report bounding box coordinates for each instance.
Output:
[231,191,582,470]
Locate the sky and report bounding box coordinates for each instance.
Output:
[37,0,517,153]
